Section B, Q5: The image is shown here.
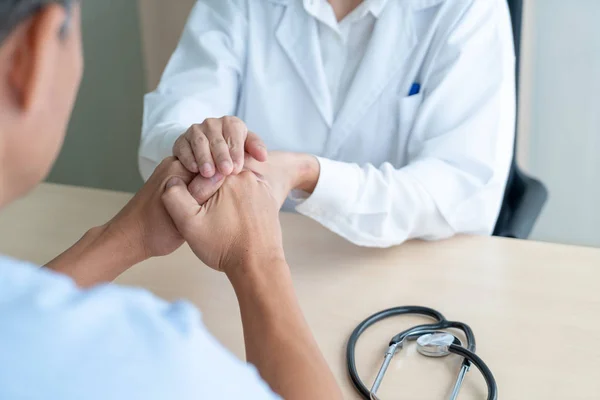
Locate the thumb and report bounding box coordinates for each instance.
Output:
[162,177,202,231]
[245,132,268,162]
[188,173,224,204]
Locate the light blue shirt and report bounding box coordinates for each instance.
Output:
[0,256,279,400]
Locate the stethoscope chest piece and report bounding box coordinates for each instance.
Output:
[416,332,455,358]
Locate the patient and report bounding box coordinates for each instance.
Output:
[0,1,341,399]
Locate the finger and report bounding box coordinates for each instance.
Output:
[204,121,234,175]
[245,132,268,162]
[187,129,216,178]
[188,172,225,204]
[162,177,202,234]
[153,157,196,188]
[173,137,198,173]
[242,152,262,173]
[222,117,247,174]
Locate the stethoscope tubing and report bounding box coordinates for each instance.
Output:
[346,306,447,398]
[346,306,496,400]
[449,344,497,400]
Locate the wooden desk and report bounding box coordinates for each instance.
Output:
[1,183,600,399]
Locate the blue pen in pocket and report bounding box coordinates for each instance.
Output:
[408,83,421,97]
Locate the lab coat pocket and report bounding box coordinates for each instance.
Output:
[398,93,423,158]
[398,93,423,135]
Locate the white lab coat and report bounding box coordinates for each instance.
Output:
[140,0,516,248]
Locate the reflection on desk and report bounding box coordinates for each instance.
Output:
[1,183,599,399]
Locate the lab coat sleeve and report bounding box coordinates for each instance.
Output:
[138,0,248,181]
[295,0,516,248]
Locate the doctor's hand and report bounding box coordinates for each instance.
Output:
[173,117,268,178]
[162,171,284,275]
[243,151,321,207]
[104,157,224,261]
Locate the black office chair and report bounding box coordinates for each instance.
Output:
[492,0,548,239]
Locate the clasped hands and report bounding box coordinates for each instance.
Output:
[98,117,320,281]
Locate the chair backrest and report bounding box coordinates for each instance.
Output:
[506,0,523,70]
[507,0,523,141]
[493,0,548,238]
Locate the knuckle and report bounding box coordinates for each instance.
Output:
[197,155,213,165]
[173,141,190,156]
[210,137,227,148]
[178,152,193,163]
[221,115,235,124]
[238,170,256,182]
[223,115,244,127]
[203,118,220,132]
[230,146,243,156]
[216,153,232,163]
[191,134,208,146]
[158,156,177,171]
[187,124,203,136]
[224,116,247,136]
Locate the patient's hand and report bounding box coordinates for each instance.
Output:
[47,157,225,287]
[105,157,224,261]
[173,117,268,178]
[162,170,284,274]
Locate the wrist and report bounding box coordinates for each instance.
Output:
[100,221,148,266]
[226,253,289,290]
[47,224,145,288]
[292,153,320,194]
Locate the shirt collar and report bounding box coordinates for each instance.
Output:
[367,0,388,18]
[303,0,389,20]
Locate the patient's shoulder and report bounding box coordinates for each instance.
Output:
[0,257,205,398]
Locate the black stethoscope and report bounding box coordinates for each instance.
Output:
[346,306,497,400]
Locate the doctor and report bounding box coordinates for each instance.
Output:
[140,0,516,248]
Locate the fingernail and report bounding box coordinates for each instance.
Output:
[211,172,224,184]
[190,162,199,172]
[201,163,214,176]
[220,160,233,173]
[166,177,181,189]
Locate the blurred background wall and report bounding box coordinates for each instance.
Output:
[524,0,600,247]
[47,0,146,192]
[137,0,196,89]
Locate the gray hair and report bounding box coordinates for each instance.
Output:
[0,0,72,44]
